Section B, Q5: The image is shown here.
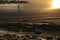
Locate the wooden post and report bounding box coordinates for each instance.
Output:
[18,0,19,8]
[17,0,20,12]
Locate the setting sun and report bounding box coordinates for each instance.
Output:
[52,0,60,9]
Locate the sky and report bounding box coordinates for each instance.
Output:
[0,0,53,13]
[0,0,57,18]
[18,0,52,13]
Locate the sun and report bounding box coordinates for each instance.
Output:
[52,0,60,9]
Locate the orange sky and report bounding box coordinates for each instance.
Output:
[19,0,52,13]
[0,0,56,13]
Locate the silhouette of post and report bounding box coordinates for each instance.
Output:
[17,1,29,8]
[17,1,29,12]
[18,0,19,8]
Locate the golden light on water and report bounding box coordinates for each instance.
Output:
[52,0,60,9]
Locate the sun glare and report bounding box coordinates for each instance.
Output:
[52,0,60,9]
